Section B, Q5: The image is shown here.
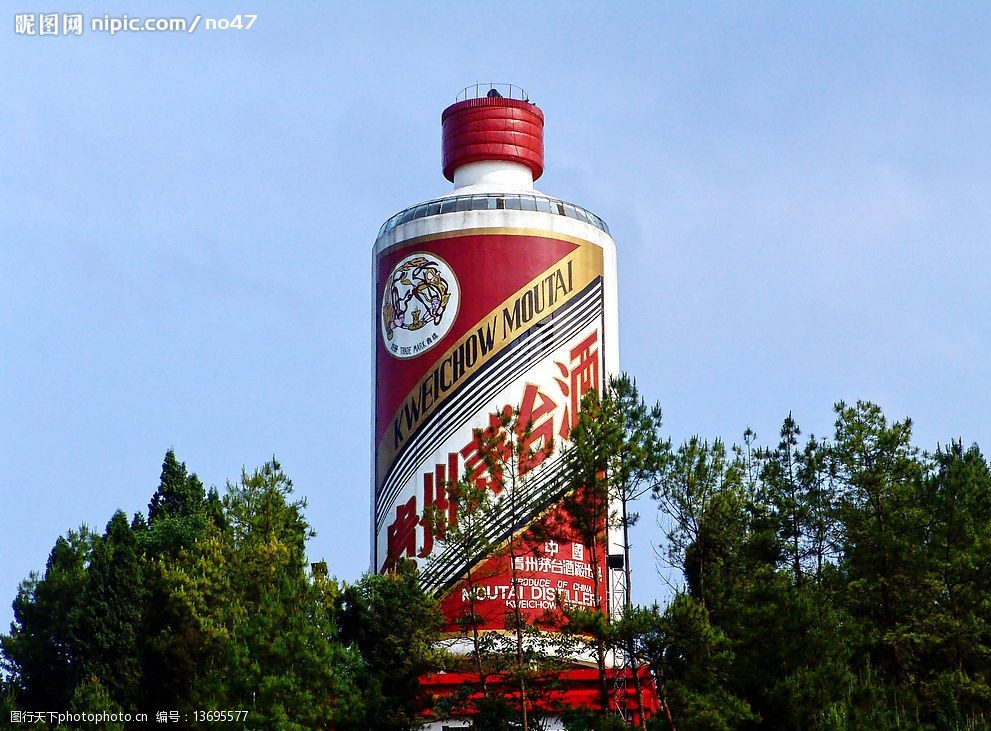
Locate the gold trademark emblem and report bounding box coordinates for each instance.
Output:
[381,253,460,359]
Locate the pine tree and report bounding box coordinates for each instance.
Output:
[144,449,215,557]
[830,401,925,689]
[643,593,755,731]
[559,374,669,724]
[430,465,504,704]
[75,511,146,708]
[1,527,93,709]
[911,441,991,724]
[470,405,559,730]
[141,450,226,711]
[2,453,368,727]
[205,458,362,729]
[338,563,444,730]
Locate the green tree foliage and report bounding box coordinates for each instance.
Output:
[76,511,145,708]
[593,375,670,602]
[653,438,757,728]
[830,401,926,687]
[478,405,556,731]
[338,562,444,730]
[656,436,748,616]
[561,706,631,731]
[644,594,756,731]
[825,407,991,727]
[554,375,669,724]
[429,405,574,730]
[69,675,125,731]
[6,395,991,730]
[556,460,611,713]
[2,452,425,729]
[2,528,93,710]
[145,527,242,709]
[434,472,501,697]
[918,442,991,720]
[172,459,366,729]
[143,449,224,558]
[653,401,991,730]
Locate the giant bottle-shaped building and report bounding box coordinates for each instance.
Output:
[372,86,620,636]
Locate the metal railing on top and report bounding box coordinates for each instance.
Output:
[455,82,529,103]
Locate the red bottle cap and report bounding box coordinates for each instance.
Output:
[441,96,544,182]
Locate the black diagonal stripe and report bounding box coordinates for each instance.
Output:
[377,299,600,530]
[418,452,575,595]
[375,278,603,530]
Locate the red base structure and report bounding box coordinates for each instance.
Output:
[420,666,661,727]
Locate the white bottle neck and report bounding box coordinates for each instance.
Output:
[452,160,534,192]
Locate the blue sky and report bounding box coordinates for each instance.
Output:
[3,1,990,635]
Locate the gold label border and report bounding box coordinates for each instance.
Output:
[375,230,604,487]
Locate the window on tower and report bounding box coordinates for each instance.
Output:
[377,194,610,237]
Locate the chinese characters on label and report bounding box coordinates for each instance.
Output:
[383,331,600,570]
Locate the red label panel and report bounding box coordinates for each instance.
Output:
[375,234,577,445]
[438,503,608,633]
